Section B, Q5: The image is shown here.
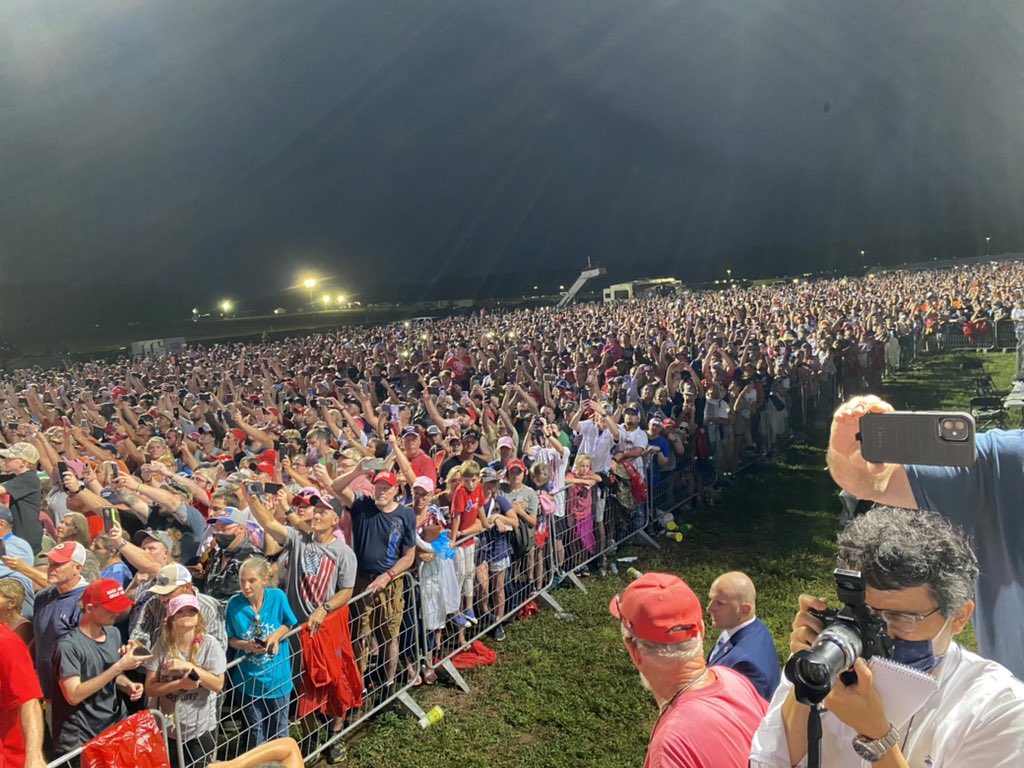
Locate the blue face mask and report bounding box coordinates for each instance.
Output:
[891,618,951,673]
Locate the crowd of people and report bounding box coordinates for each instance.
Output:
[0,260,1023,767]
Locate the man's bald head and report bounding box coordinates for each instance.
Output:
[708,571,756,631]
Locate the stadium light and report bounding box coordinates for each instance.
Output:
[191,308,198,315]
[320,294,331,305]
[559,284,566,291]
[220,300,233,314]
[336,294,346,305]
[986,235,992,255]
[302,278,317,289]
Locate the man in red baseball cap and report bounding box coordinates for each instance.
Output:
[52,579,148,754]
[610,572,768,768]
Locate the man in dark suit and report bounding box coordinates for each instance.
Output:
[706,571,780,701]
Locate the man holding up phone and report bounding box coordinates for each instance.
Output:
[828,394,1024,679]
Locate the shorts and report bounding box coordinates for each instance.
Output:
[592,473,610,523]
[455,543,477,599]
[354,574,405,640]
[487,556,511,573]
[553,514,571,541]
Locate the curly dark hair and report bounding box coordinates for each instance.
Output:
[836,505,977,617]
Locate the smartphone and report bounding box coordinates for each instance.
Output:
[173,407,180,419]
[101,507,120,534]
[132,645,151,657]
[111,463,120,479]
[57,461,70,484]
[199,393,211,402]
[262,482,283,495]
[244,481,265,496]
[859,411,976,467]
[187,668,201,681]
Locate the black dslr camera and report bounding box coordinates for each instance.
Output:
[784,569,893,705]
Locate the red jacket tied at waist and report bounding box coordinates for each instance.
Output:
[296,605,364,719]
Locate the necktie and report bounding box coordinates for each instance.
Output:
[710,634,728,663]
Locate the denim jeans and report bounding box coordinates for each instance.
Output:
[241,694,290,749]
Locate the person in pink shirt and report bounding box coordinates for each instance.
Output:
[611,572,767,768]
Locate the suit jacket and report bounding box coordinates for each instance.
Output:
[708,617,781,701]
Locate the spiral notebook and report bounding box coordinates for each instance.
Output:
[868,656,940,731]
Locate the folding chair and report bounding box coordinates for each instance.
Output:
[969,396,1007,431]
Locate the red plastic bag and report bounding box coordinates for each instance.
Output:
[81,710,171,768]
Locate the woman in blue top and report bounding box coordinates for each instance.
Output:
[91,533,133,587]
[225,556,298,750]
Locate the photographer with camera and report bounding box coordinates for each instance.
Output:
[750,506,1024,767]
[828,394,1023,679]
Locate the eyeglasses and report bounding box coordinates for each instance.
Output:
[867,604,942,629]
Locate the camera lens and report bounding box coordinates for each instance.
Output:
[784,622,862,704]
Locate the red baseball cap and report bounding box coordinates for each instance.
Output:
[45,541,88,566]
[506,459,527,474]
[372,471,398,487]
[230,428,246,442]
[609,572,705,644]
[82,578,134,613]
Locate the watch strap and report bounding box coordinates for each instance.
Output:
[851,724,900,762]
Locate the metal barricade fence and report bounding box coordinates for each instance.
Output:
[46,709,173,768]
[149,572,424,767]
[420,493,562,691]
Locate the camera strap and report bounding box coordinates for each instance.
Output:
[806,704,824,768]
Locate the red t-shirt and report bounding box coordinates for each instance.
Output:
[0,624,43,767]
[408,451,437,486]
[644,666,768,768]
[450,483,484,546]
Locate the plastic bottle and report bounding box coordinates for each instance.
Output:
[664,531,683,543]
[419,706,445,729]
[626,567,644,580]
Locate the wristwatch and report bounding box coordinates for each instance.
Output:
[319,601,332,613]
[851,724,900,763]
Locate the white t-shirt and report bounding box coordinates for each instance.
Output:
[617,426,649,475]
[530,444,569,518]
[576,419,615,474]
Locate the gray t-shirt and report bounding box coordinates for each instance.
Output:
[52,627,125,753]
[282,528,357,623]
[502,486,539,526]
[145,633,227,741]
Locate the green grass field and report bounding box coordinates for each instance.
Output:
[339,352,1016,768]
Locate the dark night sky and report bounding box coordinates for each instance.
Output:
[3,0,1024,309]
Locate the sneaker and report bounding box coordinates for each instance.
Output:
[463,609,479,625]
[609,562,619,576]
[452,612,469,628]
[326,739,348,764]
[493,624,507,642]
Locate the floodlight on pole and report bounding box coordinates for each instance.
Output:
[220,300,233,314]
